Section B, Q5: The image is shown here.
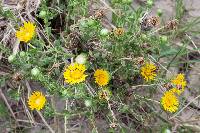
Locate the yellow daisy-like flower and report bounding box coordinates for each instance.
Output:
[171,73,187,89]
[161,91,179,113]
[113,28,125,36]
[63,63,87,84]
[98,87,112,100]
[28,91,46,111]
[16,21,36,42]
[141,63,157,81]
[169,87,184,95]
[94,69,110,86]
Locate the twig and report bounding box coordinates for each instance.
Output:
[131,84,157,89]
[0,28,12,43]
[175,42,196,51]
[170,94,200,120]
[99,0,118,16]
[37,111,55,133]
[50,96,58,131]
[64,100,68,133]
[148,54,172,74]
[21,97,36,126]
[25,80,55,133]
[185,33,200,55]
[134,94,160,104]
[0,89,17,121]
[107,100,117,122]
[16,119,44,126]
[85,81,95,97]
[111,66,122,75]
[181,124,200,132]
[140,10,149,21]
[149,26,165,35]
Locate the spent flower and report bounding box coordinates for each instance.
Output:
[141,63,157,81]
[98,87,112,100]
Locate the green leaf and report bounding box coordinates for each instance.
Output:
[0,101,8,118]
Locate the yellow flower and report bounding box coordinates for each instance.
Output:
[113,28,125,36]
[28,91,46,110]
[98,87,112,100]
[16,21,36,42]
[63,63,87,84]
[171,73,186,89]
[141,63,157,81]
[161,91,179,113]
[169,87,184,95]
[94,69,110,86]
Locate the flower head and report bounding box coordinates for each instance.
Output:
[16,21,36,42]
[114,28,125,36]
[171,73,186,89]
[141,63,157,81]
[94,69,110,86]
[98,87,112,100]
[28,91,46,110]
[63,63,87,84]
[161,91,179,113]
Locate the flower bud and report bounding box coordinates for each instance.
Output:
[161,36,168,43]
[163,128,171,133]
[147,0,153,7]
[39,10,47,18]
[141,34,147,40]
[79,19,87,28]
[8,54,15,63]
[31,67,40,76]
[157,9,163,17]
[75,53,87,64]
[19,51,26,57]
[100,28,109,36]
[87,19,96,27]
[84,99,92,107]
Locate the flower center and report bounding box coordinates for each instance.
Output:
[165,97,174,107]
[97,74,106,81]
[35,96,43,105]
[25,32,30,37]
[71,69,83,79]
[144,69,153,76]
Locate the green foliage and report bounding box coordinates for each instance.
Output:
[0,101,8,118]
[175,0,185,20]
[7,90,21,101]
[44,104,55,118]
[0,0,199,132]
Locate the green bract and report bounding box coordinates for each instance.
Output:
[84,99,92,107]
[87,19,96,27]
[8,54,15,63]
[31,67,40,76]
[122,0,132,4]
[161,36,168,43]
[100,28,109,36]
[39,10,47,18]
[147,0,154,7]
[19,51,26,57]
[157,9,163,17]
